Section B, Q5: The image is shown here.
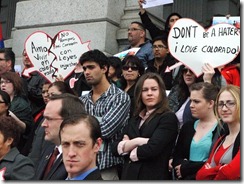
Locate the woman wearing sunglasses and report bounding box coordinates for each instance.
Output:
[196,85,240,180]
[120,55,145,118]
[168,65,226,176]
[168,63,226,129]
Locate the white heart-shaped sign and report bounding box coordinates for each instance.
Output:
[24,30,90,82]
[168,18,240,77]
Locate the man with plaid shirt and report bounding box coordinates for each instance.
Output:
[79,49,131,180]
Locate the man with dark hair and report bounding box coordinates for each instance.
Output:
[146,36,177,90]
[60,114,103,180]
[34,93,86,180]
[79,49,131,180]
[0,48,15,76]
[123,21,154,68]
[0,48,28,99]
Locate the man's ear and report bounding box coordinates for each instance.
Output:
[166,48,169,54]
[140,30,146,38]
[6,60,12,68]
[6,137,13,147]
[101,65,108,74]
[94,137,103,153]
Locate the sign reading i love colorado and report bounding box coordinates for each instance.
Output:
[168,18,240,77]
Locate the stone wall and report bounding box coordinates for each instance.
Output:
[12,0,126,67]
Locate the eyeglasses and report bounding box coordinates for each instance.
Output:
[182,68,193,74]
[44,116,63,122]
[217,101,236,109]
[127,28,142,32]
[0,80,12,85]
[152,45,167,49]
[122,66,139,71]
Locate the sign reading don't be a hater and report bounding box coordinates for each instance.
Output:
[168,18,240,77]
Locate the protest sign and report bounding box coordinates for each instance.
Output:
[142,0,173,9]
[212,16,240,29]
[24,30,90,82]
[114,48,140,60]
[167,18,240,77]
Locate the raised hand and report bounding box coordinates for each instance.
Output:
[202,63,215,83]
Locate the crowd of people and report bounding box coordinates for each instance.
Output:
[0,0,240,180]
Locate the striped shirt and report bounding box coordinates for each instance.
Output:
[80,83,131,170]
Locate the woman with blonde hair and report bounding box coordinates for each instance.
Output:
[196,85,240,180]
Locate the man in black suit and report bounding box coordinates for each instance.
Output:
[34,93,86,180]
[59,113,103,180]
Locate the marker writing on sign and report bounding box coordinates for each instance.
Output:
[174,42,198,53]
[172,26,198,39]
[31,42,48,53]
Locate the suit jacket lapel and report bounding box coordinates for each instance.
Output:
[44,154,63,179]
[35,145,55,179]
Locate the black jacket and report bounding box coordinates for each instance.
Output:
[112,111,178,180]
[146,55,176,90]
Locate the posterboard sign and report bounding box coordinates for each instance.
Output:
[142,0,173,9]
[24,30,91,83]
[114,48,140,61]
[168,18,240,77]
[212,16,240,29]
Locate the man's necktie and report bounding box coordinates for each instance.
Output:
[43,147,59,178]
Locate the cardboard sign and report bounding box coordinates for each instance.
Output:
[168,18,240,77]
[24,30,90,82]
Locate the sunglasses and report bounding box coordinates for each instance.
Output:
[122,66,139,71]
[182,68,193,74]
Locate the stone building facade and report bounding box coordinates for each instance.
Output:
[0,0,240,67]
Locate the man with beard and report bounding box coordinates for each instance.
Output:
[146,36,177,90]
